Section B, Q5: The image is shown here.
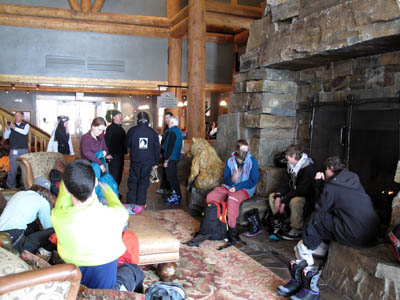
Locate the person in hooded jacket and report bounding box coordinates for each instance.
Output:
[125,112,160,213]
[276,156,379,300]
[205,139,259,247]
[269,144,316,241]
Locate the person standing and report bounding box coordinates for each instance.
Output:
[105,110,126,186]
[3,111,30,189]
[125,112,160,213]
[156,112,173,195]
[163,116,183,205]
[47,116,74,155]
[80,117,110,174]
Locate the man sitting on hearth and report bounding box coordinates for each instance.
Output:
[269,144,316,241]
[51,159,144,291]
[276,156,379,300]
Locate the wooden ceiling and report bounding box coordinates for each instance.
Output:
[0,0,262,95]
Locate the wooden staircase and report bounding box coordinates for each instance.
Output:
[0,106,50,152]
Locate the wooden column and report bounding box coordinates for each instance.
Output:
[187,0,206,139]
[167,0,182,127]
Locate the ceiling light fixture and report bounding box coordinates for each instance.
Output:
[36,84,40,90]
[11,84,16,90]
[5,90,9,94]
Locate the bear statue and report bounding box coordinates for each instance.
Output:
[187,138,224,191]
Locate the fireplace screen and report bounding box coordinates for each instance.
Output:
[309,97,400,197]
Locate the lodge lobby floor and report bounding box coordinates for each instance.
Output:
[119,164,347,300]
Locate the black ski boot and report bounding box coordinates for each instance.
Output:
[277,260,308,297]
[218,226,238,250]
[290,267,321,300]
[269,214,284,241]
[243,209,263,237]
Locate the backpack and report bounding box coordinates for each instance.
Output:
[145,281,186,300]
[187,201,228,247]
[49,169,63,195]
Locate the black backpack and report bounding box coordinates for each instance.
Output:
[49,169,62,196]
[187,201,228,247]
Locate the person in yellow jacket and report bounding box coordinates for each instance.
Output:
[51,159,129,289]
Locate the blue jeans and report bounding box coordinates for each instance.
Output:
[6,148,29,188]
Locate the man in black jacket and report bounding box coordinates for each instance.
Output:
[156,112,173,195]
[105,110,127,187]
[269,144,316,240]
[276,157,379,300]
[125,112,160,212]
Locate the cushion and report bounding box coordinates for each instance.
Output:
[0,247,32,276]
[19,152,66,180]
[128,211,180,265]
[0,249,71,300]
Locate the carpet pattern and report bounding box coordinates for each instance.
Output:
[144,209,284,300]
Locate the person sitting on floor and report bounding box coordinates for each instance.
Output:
[269,144,316,241]
[277,156,379,300]
[206,139,259,247]
[51,159,144,291]
[0,177,55,255]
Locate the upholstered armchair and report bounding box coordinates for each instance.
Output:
[0,247,81,300]
[16,152,76,190]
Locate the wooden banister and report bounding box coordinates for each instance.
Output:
[0,106,50,152]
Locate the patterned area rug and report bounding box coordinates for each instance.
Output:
[144,209,284,300]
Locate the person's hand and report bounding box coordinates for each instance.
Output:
[163,161,168,168]
[231,169,241,182]
[105,155,112,160]
[279,203,285,214]
[152,165,158,169]
[274,197,281,211]
[315,172,325,180]
[100,165,106,173]
[229,187,236,193]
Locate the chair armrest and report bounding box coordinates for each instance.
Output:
[16,157,33,190]
[0,264,82,300]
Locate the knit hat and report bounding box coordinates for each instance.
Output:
[33,177,51,192]
[111,110,122,118]
[105,110,122,123]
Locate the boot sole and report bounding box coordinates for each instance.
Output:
[242,230,263,237]
[282,235,302,241]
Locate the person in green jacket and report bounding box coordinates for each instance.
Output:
[51,159,133,289]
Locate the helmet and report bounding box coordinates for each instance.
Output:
[137,111,149,124]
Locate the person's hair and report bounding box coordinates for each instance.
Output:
[56,118,67,133]
[15,111,23,117]
[63,159,96,202]
[169,116,179,126]
[325,156,346,174]
[236,139,248,150]
[285,144,302,161]
[91,117,106,128]
[165,112,173,117]
[30,184,52,207]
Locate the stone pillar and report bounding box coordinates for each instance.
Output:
[187,0,206,139]
[167,0,182,126]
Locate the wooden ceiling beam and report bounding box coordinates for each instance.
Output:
[170,5,188,27]
[0,14,169,38]
[81,0,91,13]
[0,74,232,94]
[91,0,105,13]
[206,12,253,33]
[206,1,262,18]
[234,29,249,44]
[170,16,188,38]
[68,0,81,12]
[0,4,170,28]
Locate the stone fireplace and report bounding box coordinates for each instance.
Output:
[215,0,400,198]
[215,1,400,298]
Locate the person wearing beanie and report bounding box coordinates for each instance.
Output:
[124,112,160,213]
[0,176,55,253]
[105,110,127,187]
